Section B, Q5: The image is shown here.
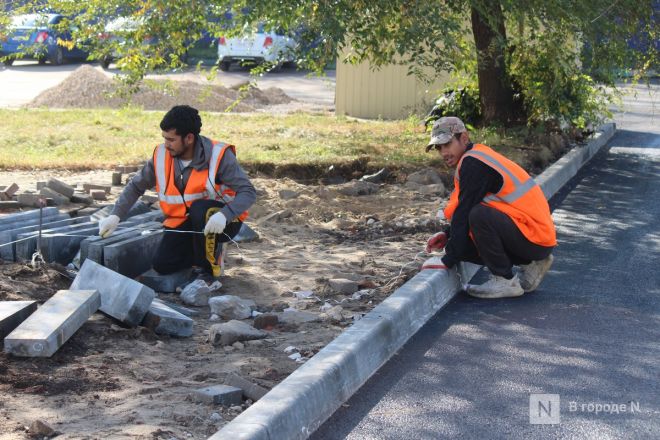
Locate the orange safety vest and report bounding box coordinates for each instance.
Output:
[153,140,249,228]
[443,144,556,247]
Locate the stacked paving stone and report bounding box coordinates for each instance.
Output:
[0,203,165,269]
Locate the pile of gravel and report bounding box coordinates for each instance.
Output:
[28,65,293,112]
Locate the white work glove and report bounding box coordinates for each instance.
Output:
[204,211,227,235]
[98,214,120,238]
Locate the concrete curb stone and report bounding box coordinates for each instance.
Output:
[209,123,617,440]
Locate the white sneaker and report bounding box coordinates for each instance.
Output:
[519,254,554,292]
[467,274,524,299]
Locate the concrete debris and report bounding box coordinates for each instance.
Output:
[208,320,267,346]
[0,183,19,200]
[335,180,379,196]
[406,168,443,185]
[277,309,320,324]
[28,419,56,438]
[253,313,278,330]
[208,295,255,320]
[328,278,359,294]
[90,190,107,201]
[111,172,122,186]
[180,279,212,306]
[278,189,300,200]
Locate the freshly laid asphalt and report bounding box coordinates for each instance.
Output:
[312,85,660,439]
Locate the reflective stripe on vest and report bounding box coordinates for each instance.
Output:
[445,144,556,247]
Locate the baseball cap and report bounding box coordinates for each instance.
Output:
[425,116,467,152]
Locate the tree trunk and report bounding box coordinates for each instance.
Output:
[471,0,522,125]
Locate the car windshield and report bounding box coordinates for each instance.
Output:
[11,14,58,28]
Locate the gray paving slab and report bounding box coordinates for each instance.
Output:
[70,259,155,327]
[141,299,193,337]
[103,229,164,278]
[45,177,75,198]
[0,301,37,339]
[0,207,61,232]
[0,214,74,260]
[80,221,162,264]
[14,221,98,261]
[3,290,100,357]
[138,268,192,293]
[39,226,100,264]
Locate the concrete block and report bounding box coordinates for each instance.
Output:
[70,259,155,327]
[103,230,164,278]
[17,193,45,208]
[0,301,37,339]
[90,190,107,201]
[70,192,94,205]
[15,222,98,263]
[116,165,139,173]
[111,172,122,186]
[152,298,200,317]
[76,207,103,217]
[39,226,99,264]
[0,207,59,228]
[192,385,243,406]
[36,182,47,190]
[0,201,19,209]
[82,183,111,194]
[3,183,19,198]
[81,221,162,264]
[138,268,192,293]
[0,215,82,261]
[40,187,69,205]
[224,372,269,401]
[3,290,100,357]
[45,177,75,199]
[141,300,193,337]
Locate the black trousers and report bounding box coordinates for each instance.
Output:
[152,199,242,275]
[461,204,554,278]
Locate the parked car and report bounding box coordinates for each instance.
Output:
[216,23,296,72]
[0,13,88,66]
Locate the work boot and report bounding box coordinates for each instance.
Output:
[519,254,554,292]
[467,274,524,299]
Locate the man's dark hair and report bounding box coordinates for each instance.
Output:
[160,105,202,138]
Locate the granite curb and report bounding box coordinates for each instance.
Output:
[209,122,617,440]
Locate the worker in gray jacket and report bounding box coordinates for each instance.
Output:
[98,105,256,277]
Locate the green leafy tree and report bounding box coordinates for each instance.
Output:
[2,0,657,127]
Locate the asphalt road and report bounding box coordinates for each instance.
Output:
[0,61,335,107]
[312,86,660,439]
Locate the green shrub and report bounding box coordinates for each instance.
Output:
[424,79,481,129]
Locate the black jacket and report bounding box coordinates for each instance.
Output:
[441,144,503,268]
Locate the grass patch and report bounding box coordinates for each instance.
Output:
[0,108,546,175]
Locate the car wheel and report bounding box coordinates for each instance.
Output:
[219,61,231,72]
[2,59,13,66]
[49,47,64,66]
[101,56,112,69]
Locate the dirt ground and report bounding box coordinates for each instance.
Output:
[0,167,453,439]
